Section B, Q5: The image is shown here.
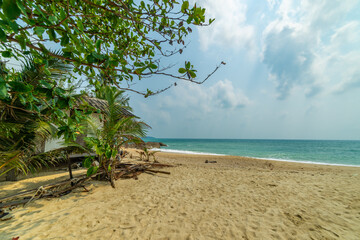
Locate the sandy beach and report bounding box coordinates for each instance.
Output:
[1,150,360,240]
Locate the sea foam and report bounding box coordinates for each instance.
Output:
[151,148,226,156]
[255,157,360,167]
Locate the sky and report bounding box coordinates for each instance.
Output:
[6,0,359,140]
[128,0,360,140]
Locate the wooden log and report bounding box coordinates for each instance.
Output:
[0,178,71,203]
[0,173,92,203]
[148,163,174,168]
[0,199,29,209]
[145,169,171,175]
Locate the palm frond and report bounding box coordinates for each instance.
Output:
[34,121,58,141]
[0,151,27,177]
[0,50,73,176]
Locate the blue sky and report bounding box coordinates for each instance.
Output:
[128,0,360,140]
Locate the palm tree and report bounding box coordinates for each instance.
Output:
[85,85,149,187]
[0,52,71,179]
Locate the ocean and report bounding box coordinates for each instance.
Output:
[143,138,360,167]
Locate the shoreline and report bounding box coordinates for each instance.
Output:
[152,148,360,168]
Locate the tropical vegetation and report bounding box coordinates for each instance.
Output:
[84,85,149,187]
[0,52,73,178]
[0,0,217,185]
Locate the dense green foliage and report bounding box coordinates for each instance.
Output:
[0,0,214,96]
[0,54,70,176]
[0,0,218,182]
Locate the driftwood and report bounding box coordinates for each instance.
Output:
[0,162,173,209]
[0,199,30,209]
[136,149,159,162]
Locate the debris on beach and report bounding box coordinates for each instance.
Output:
[205,160,217,163]
[0,209,12,221]
[0,162,172,211]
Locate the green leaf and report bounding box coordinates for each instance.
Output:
[105,149,112,159]
[15,35,26,49]
[77,20,84,31]
[3,0,21,20]
[0,28,6,42]
[95,39,101,50]
[9,81,31,92]
[158,24,164,31]
[113,49,123,56]
[87,166,94,176]
[16,1,28,17]
[178,68,186,74]
[145,89,153,98]
[86,54,96,63]
[111,149,117,158]
[186,16,193,24]
[43,68,51,76]
[149,63,157,69]
[134,68,145,75]
[47,29,56,41]
[0,77,7,99]
[189,70,196,78]
[56,98,68,109]
[181,1,189,13]
[60,34,69,46]
[39,80,52,89]
[8,21,19,33]
[92,51,105,60]
[48,15,58,24]
[33,104,40,112]
[18,94,26,105]
[1,50,11,57]
[83,157,93,168]
[34,26,45,38]
[185,61,190,69]
[59,8,66,20]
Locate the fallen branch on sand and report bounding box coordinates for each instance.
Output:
[0,162,173,210]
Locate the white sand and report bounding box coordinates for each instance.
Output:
[1,151,360,239]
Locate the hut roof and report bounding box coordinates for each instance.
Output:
[75,97,136,118]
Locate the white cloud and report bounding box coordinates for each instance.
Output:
[194,0,255,51]
[329,21,360,53]
[262,0,360,99]
[266,0,278,10]
[161,79,250,114]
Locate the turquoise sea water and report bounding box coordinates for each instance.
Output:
[143,138,360,166]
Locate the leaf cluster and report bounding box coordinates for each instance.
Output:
[0,0,215,96]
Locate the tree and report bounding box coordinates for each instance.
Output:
[0,54,71,178]
[84,85,148,187]
[0,0,224,97]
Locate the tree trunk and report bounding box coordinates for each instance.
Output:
[5,169,18,181]
[109,157,116,188]
[67,153,74,186]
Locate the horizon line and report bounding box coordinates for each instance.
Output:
[144,137,360,141]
